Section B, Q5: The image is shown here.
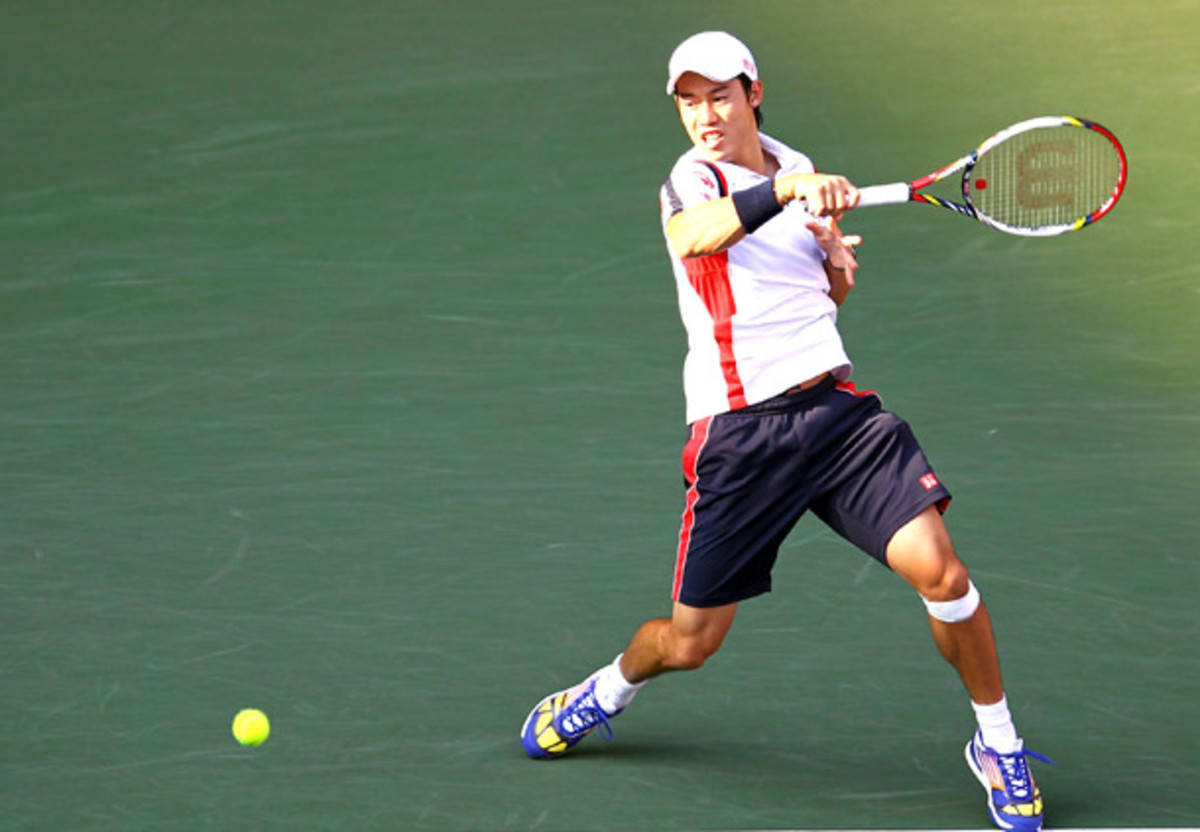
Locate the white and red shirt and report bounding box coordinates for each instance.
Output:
[660,132,853,423]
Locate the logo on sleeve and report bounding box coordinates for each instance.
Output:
[919,473,940,491]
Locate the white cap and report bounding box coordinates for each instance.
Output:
[665,31,758,95]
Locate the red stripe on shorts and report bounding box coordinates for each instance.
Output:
[673,415,713,601]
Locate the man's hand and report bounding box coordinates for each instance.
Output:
[807,220,861,269]
[807,219,861,306]
[775,173,859,218]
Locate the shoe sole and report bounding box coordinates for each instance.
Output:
[520,688,572,759]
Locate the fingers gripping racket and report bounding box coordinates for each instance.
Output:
[856,116,1127,236]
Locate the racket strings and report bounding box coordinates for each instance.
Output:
[970,125,1121,231]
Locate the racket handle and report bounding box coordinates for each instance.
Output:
[856,182,912,207]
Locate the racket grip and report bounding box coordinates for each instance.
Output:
[856,182,912,207]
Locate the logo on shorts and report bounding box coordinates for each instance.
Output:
[920,473,940,491]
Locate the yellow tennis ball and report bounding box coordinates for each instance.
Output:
[232,708,270,747]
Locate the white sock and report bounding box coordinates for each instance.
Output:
[592,654,645,715]
[972,696,1020,753]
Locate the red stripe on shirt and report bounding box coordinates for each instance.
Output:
[698,161,728,197]
[673,415,713,601]
[684,253,747,410]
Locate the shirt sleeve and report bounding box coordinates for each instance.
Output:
[659,159,726,229]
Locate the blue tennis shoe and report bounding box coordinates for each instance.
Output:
[520,676,620,759]
[965,730,1052,831]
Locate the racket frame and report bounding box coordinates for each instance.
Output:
[856,115,1128,237]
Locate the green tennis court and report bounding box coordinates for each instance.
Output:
[3,1,1198,829]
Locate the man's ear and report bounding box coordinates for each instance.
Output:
[748,80,764,108]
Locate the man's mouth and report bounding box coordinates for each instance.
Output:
[700,129,723,146]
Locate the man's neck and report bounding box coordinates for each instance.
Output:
[707,136,777,177]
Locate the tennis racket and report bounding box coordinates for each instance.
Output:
[856,116,1127,236]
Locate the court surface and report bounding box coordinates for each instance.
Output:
[3,1,1198,830]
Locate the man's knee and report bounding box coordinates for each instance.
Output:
[920,557,971,602]
[920,561,980,623]
[666,601,736,670]
[669,633,723,670]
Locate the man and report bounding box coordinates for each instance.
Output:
[520,31,1049,832]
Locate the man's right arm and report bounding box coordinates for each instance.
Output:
[665,197,748,258]
[665,173,859,259]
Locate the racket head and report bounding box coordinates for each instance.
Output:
[963,116,1127,236]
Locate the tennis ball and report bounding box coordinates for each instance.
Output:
[232,708,270,747]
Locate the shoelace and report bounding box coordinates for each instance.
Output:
[995,746,1055,800]
[558,691,615,741]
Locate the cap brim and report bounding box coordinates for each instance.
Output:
[666,68,742,95]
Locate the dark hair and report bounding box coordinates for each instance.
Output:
[737,74,763,128]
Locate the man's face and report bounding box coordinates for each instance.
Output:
[674,71,762,162]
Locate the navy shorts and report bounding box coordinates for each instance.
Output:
[672,376,952,607]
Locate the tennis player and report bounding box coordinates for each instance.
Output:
[521,31,1049,832]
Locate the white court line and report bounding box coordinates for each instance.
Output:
[727,829,1200,832]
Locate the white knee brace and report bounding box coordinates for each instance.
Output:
[922,579,981,623]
